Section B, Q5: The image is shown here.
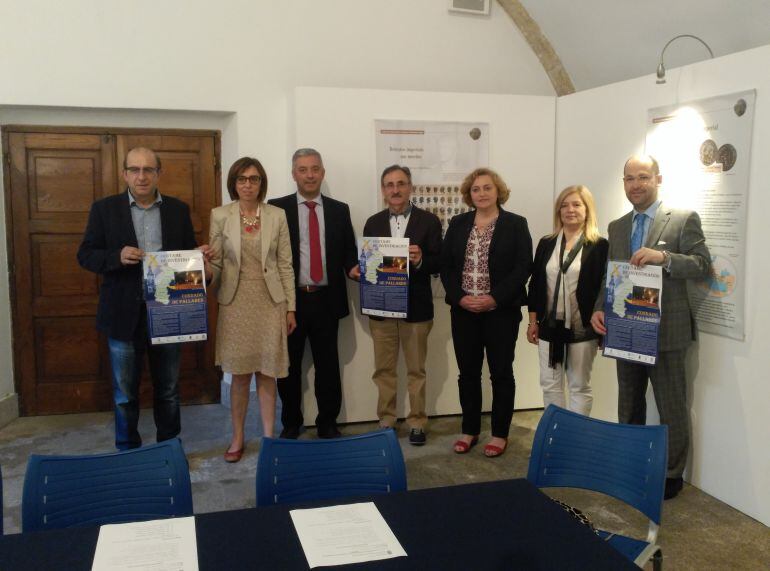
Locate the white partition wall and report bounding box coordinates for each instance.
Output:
[291,87,555,424]
[555,45,770,526]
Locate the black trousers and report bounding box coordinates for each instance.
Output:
[278,289,342,430]
[450,306,521,438]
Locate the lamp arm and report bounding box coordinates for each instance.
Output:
[659,34,715,66]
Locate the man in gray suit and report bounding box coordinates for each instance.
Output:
[591,154,710,500]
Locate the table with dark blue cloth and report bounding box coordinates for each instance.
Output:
[0,478,637,570]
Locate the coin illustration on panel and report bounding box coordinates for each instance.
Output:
[699,139,718,166]
[718,143,737,172]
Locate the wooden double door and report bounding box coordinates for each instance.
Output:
[2,126,222,415]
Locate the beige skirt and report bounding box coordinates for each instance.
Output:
[215,277,288,378]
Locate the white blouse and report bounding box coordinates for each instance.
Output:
[545,231,586,335]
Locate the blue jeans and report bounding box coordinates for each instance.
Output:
[108,336,182,450]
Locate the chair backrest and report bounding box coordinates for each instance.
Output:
[527,405,667,525]
[1,464,3,535]
[22,438,193,532]
[256,429,407,507]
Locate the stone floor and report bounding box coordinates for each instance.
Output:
[1,404,768,570]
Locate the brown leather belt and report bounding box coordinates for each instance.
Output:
[297,285,325,293]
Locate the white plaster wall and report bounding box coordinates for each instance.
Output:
[0,0,554,409]
[555,45,770,526]
[292,87,555,424]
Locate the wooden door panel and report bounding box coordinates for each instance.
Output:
[32,234,99,301]
[4,126,221,415]
[35,318,104,380]
[5,130,115,415]
[28,152,101,214]
[158,153,197,204]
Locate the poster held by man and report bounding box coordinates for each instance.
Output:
[602,260,663,365]
[144,250,208,344]
[358,237,410,319]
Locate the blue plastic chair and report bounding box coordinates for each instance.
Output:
[22,438,193,532]
[256,429,407,507]
[527,405,667,570]
[1,464,4,535]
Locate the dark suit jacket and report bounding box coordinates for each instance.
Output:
[268,193,358,319]
[363,206,442,322]
[440,209,532,312]
[594,203,711,351]
[77,191,198,341]
[528,234,609,329]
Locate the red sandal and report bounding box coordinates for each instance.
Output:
[484,439,507,458]
[453,435,479,454]
[224,445,245,463]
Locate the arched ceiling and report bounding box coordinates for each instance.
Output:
[510,0,770,93]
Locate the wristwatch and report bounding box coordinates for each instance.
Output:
[661,250,671,271]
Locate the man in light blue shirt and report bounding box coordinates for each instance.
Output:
[591,155,710,499]
[78,147,198,450]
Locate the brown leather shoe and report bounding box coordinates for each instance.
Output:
[224,445,245,463]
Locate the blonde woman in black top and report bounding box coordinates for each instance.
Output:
[526,185,607,416]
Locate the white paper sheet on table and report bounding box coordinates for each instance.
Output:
[91,516,199,571]
[289,502,407,568]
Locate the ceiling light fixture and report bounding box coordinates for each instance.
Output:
[656,34,715,84]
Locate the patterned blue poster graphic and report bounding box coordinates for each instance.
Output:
[359,237,410,318]
[602,260,663,365]
[144,250,208,344]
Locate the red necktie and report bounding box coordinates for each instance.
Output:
[305,201,323,283]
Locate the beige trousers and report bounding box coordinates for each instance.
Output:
[369,318,433,429]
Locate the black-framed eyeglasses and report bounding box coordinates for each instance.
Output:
[125,167,160,176]
[236,175,262,185]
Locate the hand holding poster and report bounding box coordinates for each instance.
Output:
[143,250,208,344]
[602,260,663,365]
[359,237,409,318]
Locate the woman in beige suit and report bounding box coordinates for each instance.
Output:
[206,157,296,462]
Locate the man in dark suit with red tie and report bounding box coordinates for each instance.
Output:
[361,165,442,445]
[268,149,358,439]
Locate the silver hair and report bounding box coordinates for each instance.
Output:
[292,148,323,166]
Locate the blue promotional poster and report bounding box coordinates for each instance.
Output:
[602,260,663,365]
[143,250,208,344]
[359,237,410,318]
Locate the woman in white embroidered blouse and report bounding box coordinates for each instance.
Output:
[440,168,533,458]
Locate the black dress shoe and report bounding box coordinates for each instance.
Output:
[279,426,300,439]
[317,425,342,439]
[408,428,426,446]
[664,477,683,500]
